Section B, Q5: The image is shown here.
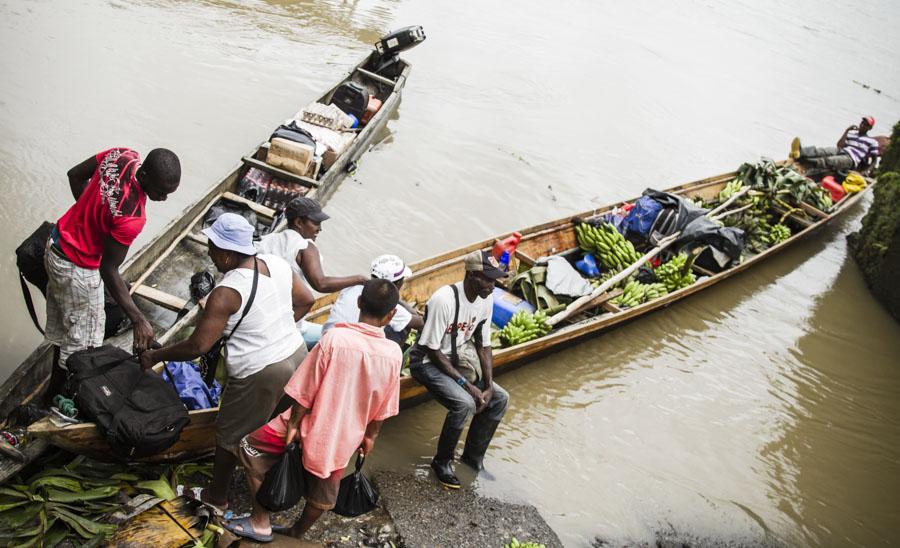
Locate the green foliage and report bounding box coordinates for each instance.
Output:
[848,171,900,321]
[877,120,900,176]
[0,455,215,545]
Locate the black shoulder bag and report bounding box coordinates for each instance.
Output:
[200,258,259,385]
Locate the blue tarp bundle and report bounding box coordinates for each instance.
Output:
[163,361,221,410]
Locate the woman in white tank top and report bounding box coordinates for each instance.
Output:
[255,196,368,348]
[140,213,314,517]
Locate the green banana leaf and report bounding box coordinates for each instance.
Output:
[25,468,85,484]
[48,506,116,539]
[136,475,176,501]
[46,486,119,503]
[0,487,28,499]
[110,472,141,481]
[40,522,68,548]
[0,500,30,513]
[31,476,82,492]
[0,502,42,528]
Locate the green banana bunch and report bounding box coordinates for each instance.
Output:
[654,253,696,292]
[498,310,552,347]
[717,179,744,203]
[575,222,641,271]
[769,223,791,245]
[610,279,669,309]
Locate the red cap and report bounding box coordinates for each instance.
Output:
[863,116,875,127]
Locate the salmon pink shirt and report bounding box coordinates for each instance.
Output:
[263,322,401,478]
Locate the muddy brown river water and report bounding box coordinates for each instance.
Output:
[2,0,899,545]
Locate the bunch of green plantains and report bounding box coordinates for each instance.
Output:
[575,222,642,271]
[496,310,552,347]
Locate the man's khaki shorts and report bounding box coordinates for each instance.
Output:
[239,434,343,510]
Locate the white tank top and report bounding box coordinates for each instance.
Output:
[255,230,323,294]
[216,254,304,379]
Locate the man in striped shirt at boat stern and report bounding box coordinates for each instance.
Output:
[790,116,881,172]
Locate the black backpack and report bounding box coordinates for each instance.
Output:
[67,345,189,460]
[269,121,316,149]
[331,82,370,120]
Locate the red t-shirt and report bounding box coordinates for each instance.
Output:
[56,148,147,269]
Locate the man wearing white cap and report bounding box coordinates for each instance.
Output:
[323,254,423,344]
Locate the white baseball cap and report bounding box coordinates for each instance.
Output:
[371,254,412,282]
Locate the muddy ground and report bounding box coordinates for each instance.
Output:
[215,468,561,547]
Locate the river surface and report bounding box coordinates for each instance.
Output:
[2,0,899,545]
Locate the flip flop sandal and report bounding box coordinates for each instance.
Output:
[186,490,229,518]
[223,516,273,543]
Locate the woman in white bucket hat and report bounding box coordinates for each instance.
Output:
[141,212,315,517]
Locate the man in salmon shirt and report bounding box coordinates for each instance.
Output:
[44,147,181,397]
[226,279,402,542]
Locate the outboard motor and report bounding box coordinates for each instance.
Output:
[367,25,426,78]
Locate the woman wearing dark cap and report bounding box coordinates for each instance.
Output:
[140,212,314,517]
[256,196,368,347]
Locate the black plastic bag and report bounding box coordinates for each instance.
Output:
[189,270,215,302]
[333,454,379,517]
[256,442,305,512]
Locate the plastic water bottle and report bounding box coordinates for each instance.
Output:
[499,251,510,272]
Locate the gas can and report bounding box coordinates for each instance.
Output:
[820,176,846,203]
[492,232,522,260]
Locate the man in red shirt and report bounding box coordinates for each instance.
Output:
[45,147,180,394]
[224,279,402,542]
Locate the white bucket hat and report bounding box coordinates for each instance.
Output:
[202,213,257,255]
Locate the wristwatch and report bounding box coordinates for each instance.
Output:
[456,377,467,387]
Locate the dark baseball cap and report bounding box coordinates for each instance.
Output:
[285,196,330,222]
[464,250,508,280]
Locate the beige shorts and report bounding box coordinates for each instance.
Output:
[44,244,105,368]
[239,435,343,511]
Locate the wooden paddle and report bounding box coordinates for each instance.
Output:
[547,188,750,327]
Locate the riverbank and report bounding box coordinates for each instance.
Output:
[848,120,900,321]
[218,468,562,547]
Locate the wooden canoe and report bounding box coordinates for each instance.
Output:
[27,161,876,463]
[0,47,414,480]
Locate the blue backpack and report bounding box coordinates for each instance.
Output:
[623,196,663,237]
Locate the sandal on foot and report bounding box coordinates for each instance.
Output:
[224,516,273,543]
[189,493,228,518]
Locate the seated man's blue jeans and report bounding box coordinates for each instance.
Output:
[410,360,509,430]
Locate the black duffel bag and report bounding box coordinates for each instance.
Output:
[269,121,316,149]
[67,345,189,460]
[15,222,128,338]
